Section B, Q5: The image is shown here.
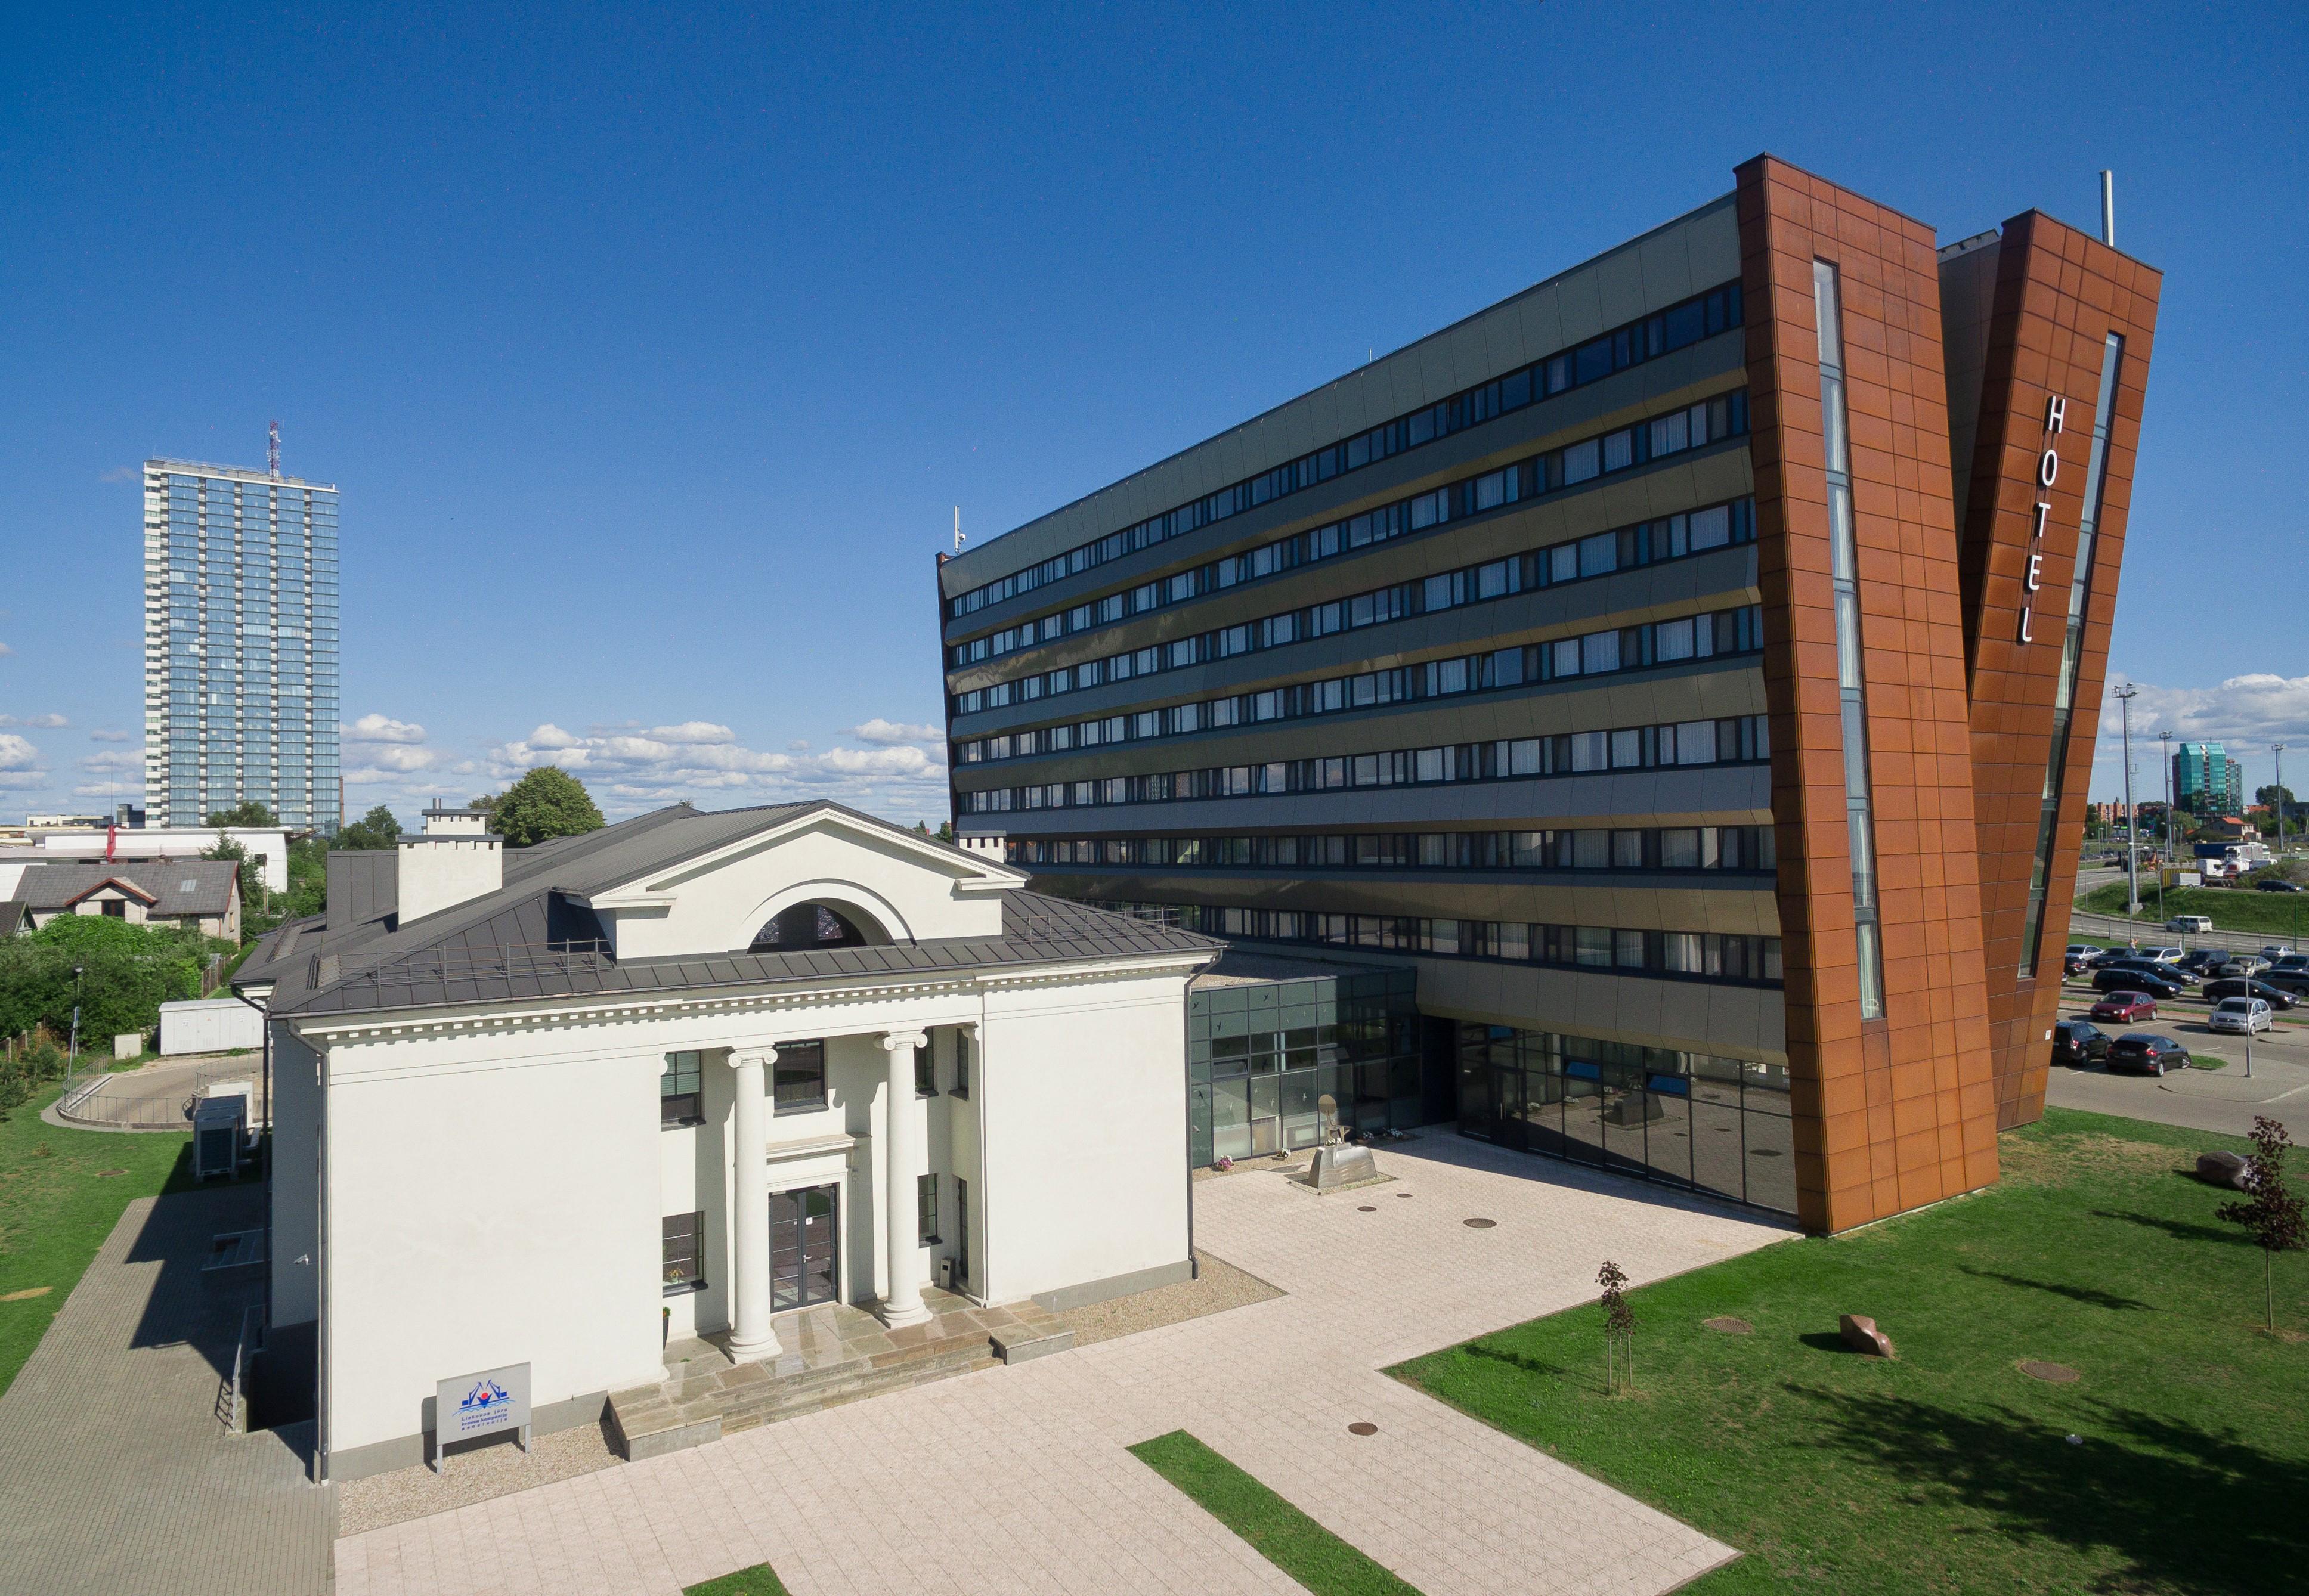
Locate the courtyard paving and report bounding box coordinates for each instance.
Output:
[338,1136,1790,1596]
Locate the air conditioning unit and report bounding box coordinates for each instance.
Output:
[193,1091,247,1179]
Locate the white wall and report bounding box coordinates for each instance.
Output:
[322,1026,665,1459]
[24,827,290,891]
[979,972,1193,1304]
[162,997,264,1056]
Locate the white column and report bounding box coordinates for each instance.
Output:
[724,1050,781,1362]
[879,1030,932,1327]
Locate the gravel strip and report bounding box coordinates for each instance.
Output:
[1056,1250,1284,1349]
[336,1418,623,1536]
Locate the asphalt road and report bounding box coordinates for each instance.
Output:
[2046,977,2309,1139]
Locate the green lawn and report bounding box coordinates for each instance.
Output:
[685,1566,790,1596]
[0,1084,190,1397]
[1131,1430,1421,1595]
[2078,881,2309,939]
[1394,1108,2307,1595]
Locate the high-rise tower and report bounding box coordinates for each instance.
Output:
[143,458,341,831]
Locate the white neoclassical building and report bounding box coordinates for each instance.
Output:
[236,801,1217,1481]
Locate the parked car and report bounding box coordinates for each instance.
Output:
[2166,916,2214,935]
[2269,954,2309,975]
[2105,1034,2192,1076]
[2254,877,2304,892]
[2092,966,2186,1000]
[2102,958,2199,988]
[2053,1019,2112,1065]
[2088,993,2157,1024]
[2213,954,2270,978]
[2141,946,2189,965]
[2261,945,2296,961]
[2177,949,2229,975]
[2265,972,2309,1000]
[2209,997,2275,1036]
[2202,977,2298,1011]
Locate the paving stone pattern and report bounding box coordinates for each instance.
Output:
[0,1182,332,1596]
[340,1137,1789,1596]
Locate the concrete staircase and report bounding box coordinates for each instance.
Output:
[609,1293,1073,1461]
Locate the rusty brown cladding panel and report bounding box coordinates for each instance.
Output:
[1947,211,2163,1129]
[1735,154,1998,1235]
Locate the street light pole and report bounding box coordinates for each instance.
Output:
[2116,684,2141,925]
[2158,728,2171,921]
[2277,741,2289,861]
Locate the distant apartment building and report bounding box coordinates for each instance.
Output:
[2173,742,2244,817]
[143,459,341,832]
[939,156,2161,1234]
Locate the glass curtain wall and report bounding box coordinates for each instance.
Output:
[1812,261,1887,1019]
[1188,968,1422,1165]
[1455,1024,1794,1214]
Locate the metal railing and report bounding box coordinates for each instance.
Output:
[2066,909,2297,957]
[57,1060,271,1131]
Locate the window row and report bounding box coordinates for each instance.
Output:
[1013,823,1776,873]
[1100,898,1782,984]
[959,601,1761,760]
[948,283,1747,618]
[950,399,1751,681]
[961,715,1770,815]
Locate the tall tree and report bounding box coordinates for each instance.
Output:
[490,767,605,848]
[203,799,278,828]
[2218,1117,2307,1333]
[335,805,403,851]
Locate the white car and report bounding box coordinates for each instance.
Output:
[2262,945,2296,962]
[2166,916,2214,935]
[2209,997,2274,1036]
[2141,946,2187,964]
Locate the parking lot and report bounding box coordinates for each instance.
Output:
[2048,964,2309,1138]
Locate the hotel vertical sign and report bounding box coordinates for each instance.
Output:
[2016,394,2064,644]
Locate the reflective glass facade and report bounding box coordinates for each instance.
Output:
[144,461,341,830]
[1187,965,1432,1166]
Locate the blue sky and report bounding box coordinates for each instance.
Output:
[1,2,2302,828]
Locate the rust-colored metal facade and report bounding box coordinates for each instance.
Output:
[1943,214,2163,1128]
[1737,157,2000,1232]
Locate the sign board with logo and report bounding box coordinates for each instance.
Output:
[431,1361,532,1472]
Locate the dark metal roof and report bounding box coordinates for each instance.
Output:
[251,802,1215,1021]
[324,851,398,931]
[0,901,23,938]
[10,859,240,916]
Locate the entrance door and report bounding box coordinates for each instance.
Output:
[769,1184,840,1310]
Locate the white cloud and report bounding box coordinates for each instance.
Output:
[88,727,131,742]
[0,642,14,657]
[0,713,66,729]
[850,718,946,746]
[482,715,948,820]
[2088,673,2309,797]
[100,466,137,484]
[345,713,428,744]
[78,750,138,775]
[0,733,40,770]
[73,783,144,799]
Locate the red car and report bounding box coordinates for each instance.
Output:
[2090,992,2158,1024]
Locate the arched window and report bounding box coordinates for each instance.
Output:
[750,901,875,952]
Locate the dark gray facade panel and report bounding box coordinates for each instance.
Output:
[1043,870,1778,932]
[941,197,1740,598]
[976,763,1774,838]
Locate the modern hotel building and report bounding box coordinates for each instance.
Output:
[938,156,2160,1233]
[143,458,342,832]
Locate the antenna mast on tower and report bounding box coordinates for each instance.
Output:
[267,419,282,478]
[953,506,965,553]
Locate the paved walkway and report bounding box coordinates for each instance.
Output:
[0,1181,332,1596]
[341,1136,1790,1596]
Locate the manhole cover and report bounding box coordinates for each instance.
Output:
[1463,1217,1496,1229]
[1704,1316,1753,1335]
[2021,1361,2079,1383]
[1347,1421,1378,1436]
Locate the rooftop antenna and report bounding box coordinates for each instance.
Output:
[267,419,282,478]
[2098,171,2115,247]
[953,506,965,553]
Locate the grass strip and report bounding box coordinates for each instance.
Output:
[1393,1107,2305,1595]
[0,1083,190,1397]
[1129,1429,1420,1596]
[685,1564,791,1596]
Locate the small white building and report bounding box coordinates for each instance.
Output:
[236,801,1218,1482]
[0,824,292,893]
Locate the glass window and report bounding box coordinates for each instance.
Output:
[918,1173,940,1244]
[951,1031,971,1098]
[660,1052,702,1125]
[773,1040,826,1114]
[663,1211,705,1293]
[914,1042,934,1096]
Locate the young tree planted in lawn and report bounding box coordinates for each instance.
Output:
[1598,1259,1636,1395]
[2217,1117,2307,1332]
